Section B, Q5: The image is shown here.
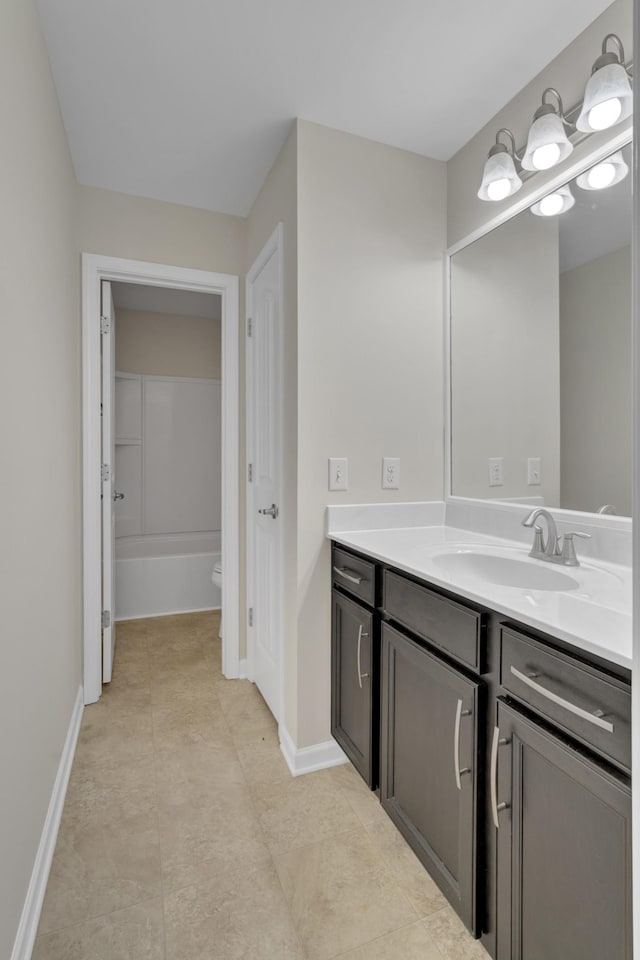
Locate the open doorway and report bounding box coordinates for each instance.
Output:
[110,282,223,633]
[82,255,240,704]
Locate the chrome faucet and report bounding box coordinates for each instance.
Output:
[521,508,591,567]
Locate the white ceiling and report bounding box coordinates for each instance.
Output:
[112,282,221,319]
[37,0,614,217]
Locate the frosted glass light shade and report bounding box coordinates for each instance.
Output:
[576,63,632,132]
[477,150,522,202]
[522,112,573,171]
[530,185,575,217]
[576,151,629,190]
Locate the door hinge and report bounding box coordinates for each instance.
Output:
[247,317,253,337]
[248,463,253,482]
[101,463,111,482]
[101,610,111,629]
[248,607,254,627]
[100,314,111,335]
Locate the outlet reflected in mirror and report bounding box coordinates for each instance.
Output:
[449,142,632,517]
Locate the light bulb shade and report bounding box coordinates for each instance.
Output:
[477,149,523,202]
[576,151,629,190]
[576,62,632,132]
[522,112,573,171]
[530,184,575,217]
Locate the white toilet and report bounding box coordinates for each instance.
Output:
[211,561,223,638]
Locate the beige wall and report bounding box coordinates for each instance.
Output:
[560,245,632,514]
[77,185,246,275]
[451,212,560,504]
[246,123,299,736]
[447,0,632,247]
[115,309,222,379]
[0,3,81,956]
[296,121,446,748]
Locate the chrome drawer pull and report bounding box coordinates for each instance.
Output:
[357,625,369,689]
[510,665,615,733]
[453,700,471,790]
[454,699,472,791]
[490,726,510,829]
[333,565,364,586]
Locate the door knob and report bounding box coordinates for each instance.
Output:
[112,490,125,502]
[259,503,279,519]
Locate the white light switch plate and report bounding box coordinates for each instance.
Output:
[329,458,348,491]
[382,458,400,489]
[527,457,542,485]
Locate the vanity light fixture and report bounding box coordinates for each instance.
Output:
[522,89,574,171]
[530,184,575,217]
[477,129,523,202]
[478,31,632,203]
[576,34,632,132]
[576,150,629,190]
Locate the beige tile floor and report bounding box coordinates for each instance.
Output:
[34,611,488,960]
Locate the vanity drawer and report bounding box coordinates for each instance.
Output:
[332,547,376,607]
[501,626,631,772]
[383,570,484,671]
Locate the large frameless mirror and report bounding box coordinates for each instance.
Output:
[449,141,632,517]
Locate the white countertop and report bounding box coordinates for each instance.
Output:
[330,524,632,670]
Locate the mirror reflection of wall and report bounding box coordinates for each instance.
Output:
[450,143,631,517]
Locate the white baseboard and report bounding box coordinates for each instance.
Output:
[10,686,84,960]
[279,724,348,777]
[238,658,248,679]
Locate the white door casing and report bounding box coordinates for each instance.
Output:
[82,255,240,705]
[246,225,283,722]
[100,281,116,682]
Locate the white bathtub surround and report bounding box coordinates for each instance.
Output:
[115,532,220,620]
[114,373,222,539]
[326,500,632,670]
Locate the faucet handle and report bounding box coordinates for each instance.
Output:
[560,531,591,565]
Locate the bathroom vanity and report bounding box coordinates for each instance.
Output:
[330,528,632,960]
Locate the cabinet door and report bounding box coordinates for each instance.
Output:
[380,623,480,934]
[495,700,632,960]
[331,591,375,786]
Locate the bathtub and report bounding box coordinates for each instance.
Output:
[115,532,221,620]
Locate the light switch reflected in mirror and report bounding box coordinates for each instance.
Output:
[449,142,632,518]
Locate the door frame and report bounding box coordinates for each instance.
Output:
[245,224,284,720]
[82,253,240,704]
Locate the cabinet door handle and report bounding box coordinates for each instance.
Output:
[454,698,472,791]
[333,565,364,586]
[490,726,510,829]
[357,625,370,689]
[510,665,615,733]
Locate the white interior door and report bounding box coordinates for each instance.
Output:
[101,281,116,682]
[247,234,282,720]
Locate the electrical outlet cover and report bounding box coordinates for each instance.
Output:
[488,457,503,487]
[382,457,400,489]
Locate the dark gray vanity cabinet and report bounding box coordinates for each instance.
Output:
[494,698,632,960]
[329,543,632,958]
[380,622,481,935]
[331,547,380,788]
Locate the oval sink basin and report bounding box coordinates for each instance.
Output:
[432,551,580,591]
